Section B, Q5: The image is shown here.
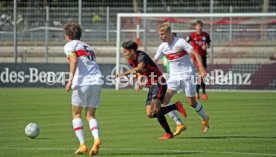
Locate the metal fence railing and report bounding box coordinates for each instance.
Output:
[0,0,276,63]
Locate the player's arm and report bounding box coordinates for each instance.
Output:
[153,45,164,64]
[135,72,143,93]
[181,39,206,77]
[114,62,145,78]
[66,52,78,92]
[190,49,206,77]
[202,33,211,50]
[186,35,192,43]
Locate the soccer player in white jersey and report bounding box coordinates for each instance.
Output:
[63,22,102,156]
[154,22,210,134]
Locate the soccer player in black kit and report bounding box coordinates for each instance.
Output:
[114,41,187,139]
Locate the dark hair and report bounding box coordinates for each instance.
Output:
[194,20,203,26]
[63,22,82,40]
[122,41,138,51]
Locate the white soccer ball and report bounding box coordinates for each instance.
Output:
[25,123,40,139]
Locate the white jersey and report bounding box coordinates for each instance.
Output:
[154,37,195,80]
[64,40,103,88]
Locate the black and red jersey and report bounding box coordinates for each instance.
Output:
[128,50,166,87]
[186,32,211,56]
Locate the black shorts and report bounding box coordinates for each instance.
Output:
[145,83,167,106]
[201,55,207,68]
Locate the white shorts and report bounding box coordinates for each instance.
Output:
[167,79,196,97]
[71,85,102,108]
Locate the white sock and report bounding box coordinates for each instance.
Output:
[89,118,99,140]
[194,102,208,119]
[166,103,182,125]
[72,118,85,144]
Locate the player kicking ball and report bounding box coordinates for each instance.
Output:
[63,22,102,155]
[154,22,210,134]
[114,41,187,139]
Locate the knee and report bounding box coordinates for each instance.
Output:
[86,113,95,121]
[148,110,160,118]
[188,99,197,107]
[147,114,154,118]
[147,110,158,118]
[147,111,155,118]
[72,110,81,119]
[86,115,95,121]
[163,99,169,105]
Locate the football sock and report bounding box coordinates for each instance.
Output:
[166,103,182,125]
[202,81,206,93]
[155,111,172,134]
[196,84,200,94]
[72,118,85,144]
[194,102,208,119]
[89,118,99,140]
[160,104,177,115]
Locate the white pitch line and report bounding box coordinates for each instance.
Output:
[0,147,276,156]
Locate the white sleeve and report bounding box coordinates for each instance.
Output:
[154,44,164,62]
[180,38,193,54]
[63,43,75,57]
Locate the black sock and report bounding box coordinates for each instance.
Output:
[156,111,172,134]
[202,82,206,93]
[196,84,200,94]
[160,104,177,115]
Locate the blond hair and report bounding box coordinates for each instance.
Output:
[158,22,171,32]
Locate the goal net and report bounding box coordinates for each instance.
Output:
[115,13,276,90]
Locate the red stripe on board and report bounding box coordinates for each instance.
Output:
[165,50,187,60]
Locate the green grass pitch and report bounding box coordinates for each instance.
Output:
[0,88,275,157]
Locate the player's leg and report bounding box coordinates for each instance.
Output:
[196,83,201,100]
[146,99,174,139]
[165,80,187,118]
[201,55,208,100]
[86,85,102,156]
[187,97,209,133]
[164,88,187,136]
[86,108,99,140]
[145,84,173,139]
[71,87,88,154]
[184,80,209,134]
[86,107,101,156]
[192,55,201,100]
[164,89,182,124]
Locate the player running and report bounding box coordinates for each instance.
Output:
[154,22,210,134]
[63,22,102,156]
[163,32,186,136]
[114,41,187,140]
[186,20,211,100]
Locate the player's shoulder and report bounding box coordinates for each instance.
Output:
[189,32,197,37]
[189,32,195,36]
[202,31,210,36]
[80,41,94,51]
[64,40,78,50]
[157,42,166,50]
[137,50,148,58]
[176,37,188,44]
[138,50,151,61]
